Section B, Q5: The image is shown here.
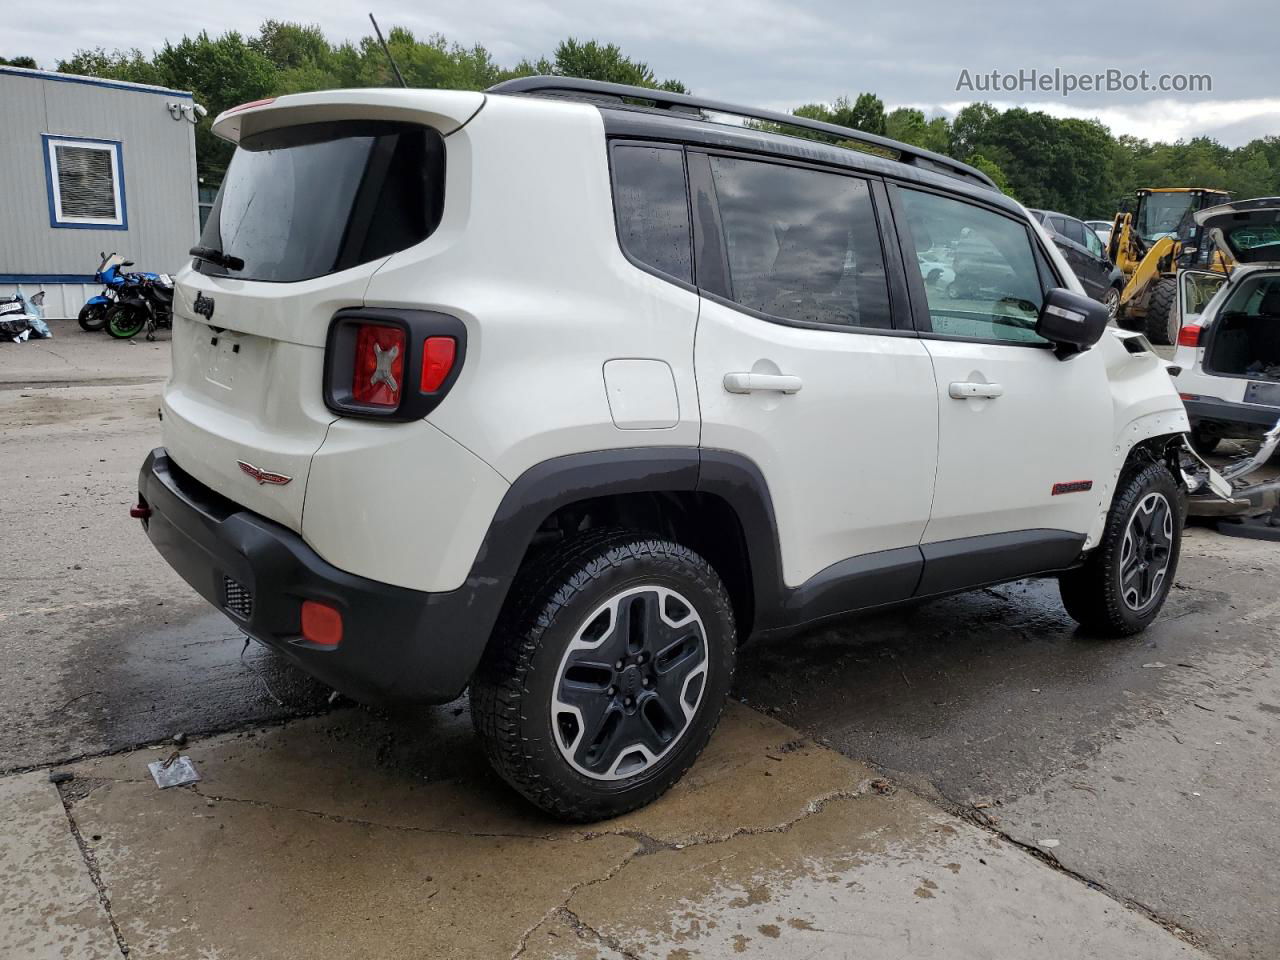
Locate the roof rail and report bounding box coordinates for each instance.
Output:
[486,76,997,191]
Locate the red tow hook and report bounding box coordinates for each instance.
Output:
[130,501,152,519]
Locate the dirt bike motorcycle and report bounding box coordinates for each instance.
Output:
[104,270,174,341]
[79,253,138,331]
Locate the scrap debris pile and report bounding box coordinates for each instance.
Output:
[0,293,51,343]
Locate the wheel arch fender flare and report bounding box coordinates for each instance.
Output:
[466,446,786,641]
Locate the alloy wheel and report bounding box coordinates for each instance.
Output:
[1119,492,1174,611]
[551,585,708,780]
[1104,287,1120,321]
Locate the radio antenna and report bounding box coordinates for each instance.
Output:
[368,13,407,88]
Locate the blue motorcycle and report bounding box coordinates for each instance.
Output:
[78,252,134,332]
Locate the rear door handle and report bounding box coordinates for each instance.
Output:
[948,381,1004,400]
[723,373,803,395]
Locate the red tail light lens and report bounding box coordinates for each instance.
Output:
[420,336,457,392]
[324,310,465,421]
[1177,325,1202,348]
[352,324,405,407]
[301,600,343,648]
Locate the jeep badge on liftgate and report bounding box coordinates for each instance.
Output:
[193,293,215,320]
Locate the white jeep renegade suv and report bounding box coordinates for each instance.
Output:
[136,77,1191,820]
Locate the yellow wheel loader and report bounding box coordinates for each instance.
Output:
[1108,188,1232,345]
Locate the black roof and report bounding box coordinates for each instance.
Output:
[487,76,999,193]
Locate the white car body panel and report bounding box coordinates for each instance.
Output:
[920,337,1113,543]
[158,87,1193,600]
[362,95,702,483]
[694,297,939,588]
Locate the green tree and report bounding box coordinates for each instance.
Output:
[533,38,686,92]
[885,107,949,153]
[153,31,276,180]
[949,102,999,160]
[56,48,164,86]
[1,55,38,68]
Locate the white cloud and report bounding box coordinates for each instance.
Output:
[903,97,1280,145]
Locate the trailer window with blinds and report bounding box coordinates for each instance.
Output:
[42,136,126,229]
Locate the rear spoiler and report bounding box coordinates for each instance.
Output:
[211,89,486,144]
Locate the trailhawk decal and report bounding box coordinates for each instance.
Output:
[1051,480,1094,496]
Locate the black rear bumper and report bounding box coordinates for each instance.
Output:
[137,448,493,705]
[1183,395,1280,436]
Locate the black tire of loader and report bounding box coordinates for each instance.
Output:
[1143,277,1179,345]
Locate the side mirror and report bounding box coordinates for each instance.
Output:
[1036,287,1108,358]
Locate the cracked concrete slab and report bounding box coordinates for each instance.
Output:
[50,704,1206,958]
[0,772,119,959]
[996,648,1280,960]
[559,789,1208,959]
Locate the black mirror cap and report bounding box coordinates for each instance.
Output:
[1035,287,1108,359]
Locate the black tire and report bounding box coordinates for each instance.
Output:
[470,529,736,821]
[1143,277,1178,345]
[105,303,147,339]
[77,304,108,332]
[1059,460,1183,637]
[1189,425,1220,457]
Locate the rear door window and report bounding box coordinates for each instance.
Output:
[610,144,692,283]
[706,156,892,330]
[898,188,1048,344]
[197,121,444,283]
[1061,218,1086,245]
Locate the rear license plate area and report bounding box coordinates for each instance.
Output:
[1244,380,1280,408]
[204,333,242,390]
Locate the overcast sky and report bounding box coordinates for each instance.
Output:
[9,0,1279,145]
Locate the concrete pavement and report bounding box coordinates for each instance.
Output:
[18,706,1209,959]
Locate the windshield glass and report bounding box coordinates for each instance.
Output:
[196,121,443,283]
[1136,193,1197,243]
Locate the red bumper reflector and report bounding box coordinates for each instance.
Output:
[420,336,457,392]
[130,503,151,519]
[301,601,343,648]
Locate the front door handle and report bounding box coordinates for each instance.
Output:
[723,372,803,395]
[948,381,1004,400]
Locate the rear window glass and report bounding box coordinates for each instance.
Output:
[610,144,692,283]
[197,121,444,283]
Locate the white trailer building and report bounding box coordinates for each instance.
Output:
[0,66,200,317]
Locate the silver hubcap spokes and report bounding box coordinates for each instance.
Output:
[552,586,708,781]
[1120,492,1174,612]
[1105,289,1119,320]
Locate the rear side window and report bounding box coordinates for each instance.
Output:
[708,156,891,330]
[610,144,692,283]
[197,121,444,283]
[1061,218,1086,245]
[899,189,1047,344]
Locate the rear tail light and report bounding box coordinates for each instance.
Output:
[1177,325,1202,347]
[324,310,466,421]
[300,600,343,648]
[352,324,405,407]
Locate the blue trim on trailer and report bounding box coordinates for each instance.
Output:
[41,134,129,231]
[0,275,97,284]
[0,66,192,99]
